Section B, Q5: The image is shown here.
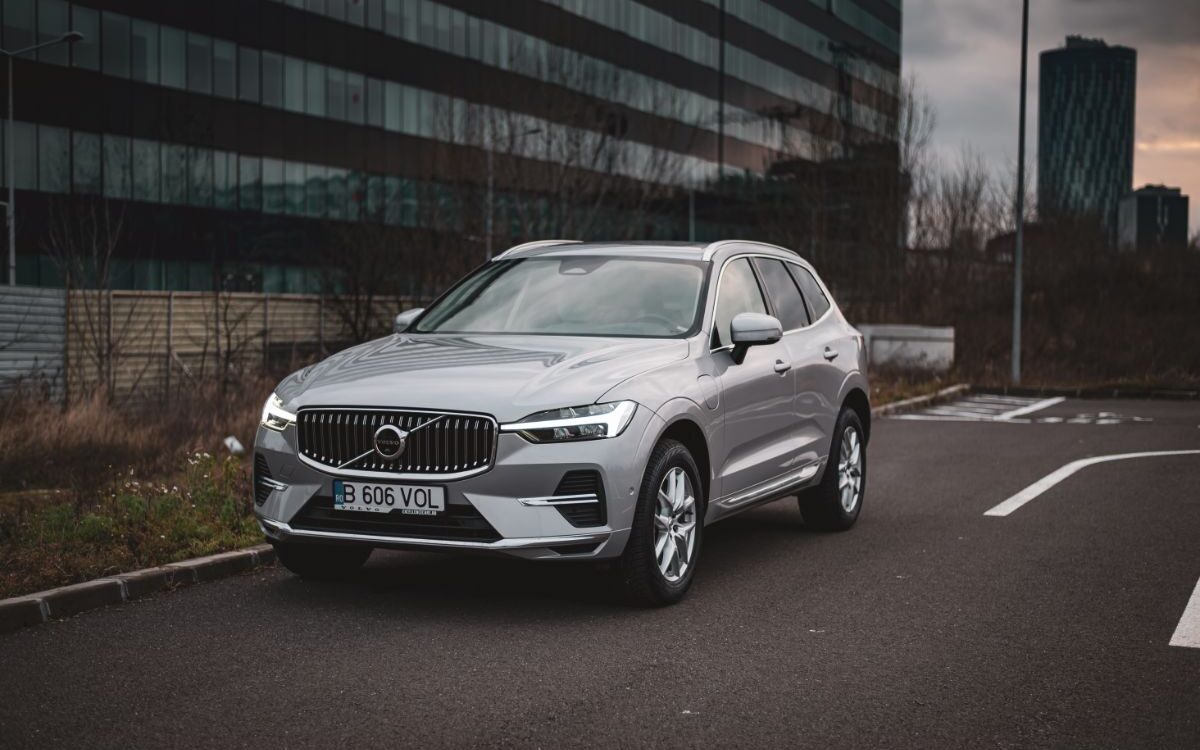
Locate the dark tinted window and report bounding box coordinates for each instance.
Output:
[789,265,831,321]
[754,258,810,330]
[712,258,767,348]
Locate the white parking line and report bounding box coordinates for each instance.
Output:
[995,396,1066,421]
[984,450,1200,517]
[1171,576,1200,648]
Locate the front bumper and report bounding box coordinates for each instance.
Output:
[253,405,664,561]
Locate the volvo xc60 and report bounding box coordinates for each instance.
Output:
[254,240,870,605]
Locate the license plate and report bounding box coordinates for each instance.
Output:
[332,480,445,516]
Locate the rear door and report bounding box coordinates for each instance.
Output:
[711,257,798,497]
[752,258,827,468]
[786,262,846,457]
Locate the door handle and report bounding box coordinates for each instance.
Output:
[774,359,792,374]
[823,347,839,361]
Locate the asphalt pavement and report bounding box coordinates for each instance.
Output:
[1,397,1198,748]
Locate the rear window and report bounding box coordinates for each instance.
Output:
[788,265,831,321]
[753,258,811,330]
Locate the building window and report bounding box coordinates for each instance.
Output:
[284,56,304,112]
[214,150,236,209]
[347,0,365,26]
[346,72,365,124]
[37,124,69,193]
[305,164,327,217]
[8,121,36,190]
[366,175,384,219]
[70,5,99,70]
[36,0,69,66]
[132,138,160,202]
[3,0,34,57]
[161,144,188,204]
[366,77,383,127]
[366,0,383,31]
[262,158,284,214]
[102,134,132,198]
[188,146,213,206]
[384,81,401,131]
[326,67,346,120]
[238,47,260,102]
[306,0,325,14]
[284,162,305,215]
[305,61,326,117]
[326,0,346,21]
[130,19,159,83]
[384,0,400,36]
[238,155,262,211]
[101,12,130,78]
[160,26,185,88]
[213,40,236,98]
[346,170,364,221]
[72,131,101,195]
[327,168,347,219]
[262,51,283,107]
[186,33,212,94]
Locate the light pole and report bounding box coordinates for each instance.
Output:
[484,126,541,261]
[1011,0,1029,383]
[3,30,83,286]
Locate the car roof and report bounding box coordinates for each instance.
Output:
[494,240,803,263]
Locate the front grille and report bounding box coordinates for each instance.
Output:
[554,470,607,528]
[291,496,501,542]
[297,408,496,476]
[253,453,272,506]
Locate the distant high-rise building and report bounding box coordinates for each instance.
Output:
[1038,36,1137,239]
[1118,185,1190,252]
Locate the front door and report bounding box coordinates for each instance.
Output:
[711,258,799,498]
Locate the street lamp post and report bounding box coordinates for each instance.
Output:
[3,31,83,286]
[484,126,541,261]
[1011,0,1030,383]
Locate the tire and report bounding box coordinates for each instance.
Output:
[798,407,866,532]
[274,541,372,580]
[619,439,705,607]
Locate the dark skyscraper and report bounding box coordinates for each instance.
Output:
[1037,36,1136,239]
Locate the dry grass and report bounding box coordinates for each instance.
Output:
[869,365,956,406]
[0,381,273,598]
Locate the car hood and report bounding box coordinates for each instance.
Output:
[275,333,690,422]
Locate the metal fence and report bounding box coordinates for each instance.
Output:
[1,287,411,403]
[0,286,67,397]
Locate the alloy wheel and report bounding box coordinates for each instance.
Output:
[654,467,697,583]
[837,426,863,513]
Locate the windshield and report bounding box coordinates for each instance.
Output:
[414,256,707,337]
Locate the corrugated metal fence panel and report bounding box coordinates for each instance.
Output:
[63,291,417,403]
[0,286,67,394]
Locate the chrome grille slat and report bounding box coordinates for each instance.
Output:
[296,408,497,477]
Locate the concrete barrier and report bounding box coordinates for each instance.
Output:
[858,325,955,372]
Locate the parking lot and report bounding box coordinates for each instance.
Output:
[1,396,1198,748]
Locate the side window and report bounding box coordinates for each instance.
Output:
[788,264,831,321]
[753,258,811,330]
[712,258,767,348]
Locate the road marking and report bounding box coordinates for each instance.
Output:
[995,396,1066,420]
[984,450,1200,517]
[1170,576,1200,648]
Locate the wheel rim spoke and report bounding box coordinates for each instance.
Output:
[837,426,862,513]
[654,466,697,582]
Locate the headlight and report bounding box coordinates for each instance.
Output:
[502,401,637,443]
[260,392,296,431]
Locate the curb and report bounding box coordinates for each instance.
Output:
[0,544,276,636]
[975,385,1200,401]
[872,383,970,418]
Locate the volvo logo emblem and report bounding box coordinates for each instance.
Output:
[373,424,408,460]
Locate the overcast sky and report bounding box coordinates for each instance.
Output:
[904,0,1200,235]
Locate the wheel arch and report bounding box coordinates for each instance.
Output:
[656,416,711,505]
[842,387,872,444]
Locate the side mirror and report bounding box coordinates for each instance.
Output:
[729,312,782,364]
[393,308,425,334]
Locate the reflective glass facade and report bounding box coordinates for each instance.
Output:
[1038,36,1136,238]
[5,0,900,290]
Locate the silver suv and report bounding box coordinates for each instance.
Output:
[254,241,870,605]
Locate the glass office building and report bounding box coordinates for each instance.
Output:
[4,0,901,291]
[1038,35,1136,239]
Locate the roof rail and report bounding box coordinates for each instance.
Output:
[701,239,796,262]
[492,239,582,260]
